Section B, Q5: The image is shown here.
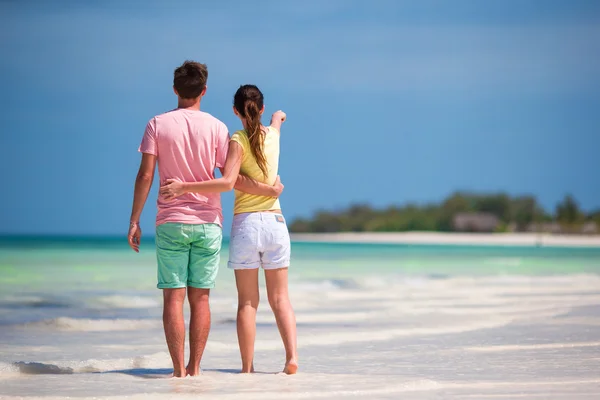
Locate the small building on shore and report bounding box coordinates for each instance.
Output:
[582,222,598,235]
[453,212,500,232]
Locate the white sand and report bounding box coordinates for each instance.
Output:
[291,231,600,247]
[3,273,600,399]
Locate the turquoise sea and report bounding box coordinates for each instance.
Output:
[1,237,600,399]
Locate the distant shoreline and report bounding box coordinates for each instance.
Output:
[1,232,599,249]
[290,232,600,248]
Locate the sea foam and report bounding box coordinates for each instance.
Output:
[22,317,161,332]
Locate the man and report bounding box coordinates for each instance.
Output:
[128,60,282,377]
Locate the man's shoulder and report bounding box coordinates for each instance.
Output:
[200,111,228,131]
[149,109,176,126]
[152,110,227,132]
[154,108,179,116]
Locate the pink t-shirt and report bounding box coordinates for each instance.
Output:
[139,109,229,227]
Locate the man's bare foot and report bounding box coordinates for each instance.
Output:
[186,365,200,377]
[172,368,187,378]
[283,359,298,375]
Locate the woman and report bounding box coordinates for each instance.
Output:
[160,84,298,374]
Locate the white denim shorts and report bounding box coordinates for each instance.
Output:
[228,212,291,270]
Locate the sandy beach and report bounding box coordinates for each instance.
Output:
[291,232,600,247]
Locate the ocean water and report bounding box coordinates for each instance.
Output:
[1,237,600,399]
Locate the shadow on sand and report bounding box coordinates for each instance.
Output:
[11,362,279,378]
[104,367,279,378]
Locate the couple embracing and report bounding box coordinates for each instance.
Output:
[127,60,297,377]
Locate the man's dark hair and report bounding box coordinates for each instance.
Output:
[173,61,208,99]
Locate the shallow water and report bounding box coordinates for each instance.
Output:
[1,238,600,399]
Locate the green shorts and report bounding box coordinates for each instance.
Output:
[155,223,222,289]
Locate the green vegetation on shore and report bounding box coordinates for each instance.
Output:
[289,193,600,233]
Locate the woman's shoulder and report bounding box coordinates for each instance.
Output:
[231,129,249,142]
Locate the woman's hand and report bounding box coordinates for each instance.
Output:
[273,175,284,198]
[160,179,187,200]
[271,110,286,124]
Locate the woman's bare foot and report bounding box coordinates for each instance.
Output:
[240,362,255,373]
[283,359,298,375]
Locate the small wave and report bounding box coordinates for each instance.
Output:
[22,317,161,332]
[483,257,523,267]
[0,362,19,378]
[216,311,383,326]
[426,273,450,280]
[328,279,360,289]
[465,341,600,353]
[64,352,171,373]
[293,278,359,291]
[0,352,172,377]
[249,316,515,351]
[90,295,160,309]
[0,295,72,309]
[12,362,74,375]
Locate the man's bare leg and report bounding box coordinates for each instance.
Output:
[186,287,211,376]
[162,288,187,377]
[235,269,260,373]
[265,267,298,374]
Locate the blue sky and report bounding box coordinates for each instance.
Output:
[1,0,599,235]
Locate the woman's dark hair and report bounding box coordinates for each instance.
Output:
[233,85,268,177]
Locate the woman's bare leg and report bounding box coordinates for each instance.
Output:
[235,269,260,373]
[265,267,298,374]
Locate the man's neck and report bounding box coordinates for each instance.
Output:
[177,97,201,110]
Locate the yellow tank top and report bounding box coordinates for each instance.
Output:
[230,126,281,214]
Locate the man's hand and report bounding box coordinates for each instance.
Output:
[273,175,284,198]
[160,179,187,200]
[128,222,142,253]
